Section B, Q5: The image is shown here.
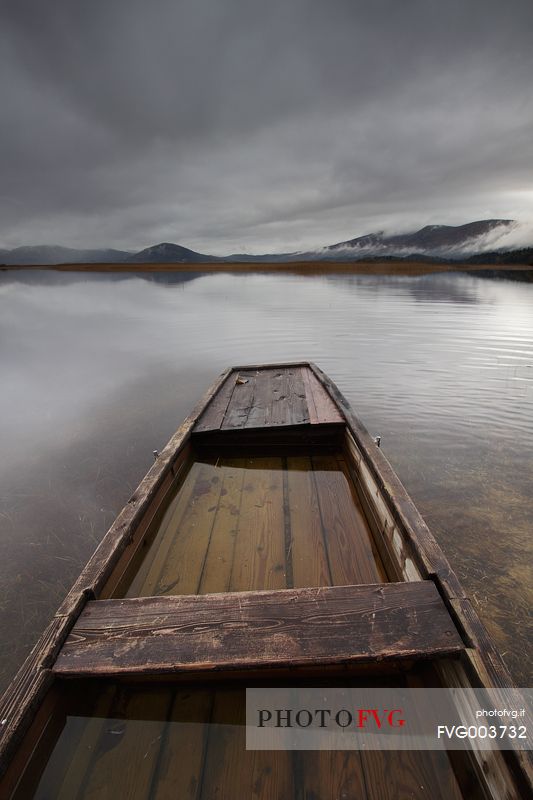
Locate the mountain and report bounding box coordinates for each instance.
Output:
[0,245,130,265]
[316,220,515,259]
[126,242,221,263]
[0,220,529,266]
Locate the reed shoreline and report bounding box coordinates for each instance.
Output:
[2,260,532,277]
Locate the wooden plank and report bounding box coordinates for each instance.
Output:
[151,689,212,800]
[312,455,383,585]
[125,460,208,597]
[269,370,290,426]
[75,687,173,800]
[152,461,224,596]
[0,592,88,781]
[304,367,344,424]
[213,366,311,430]
[1,683,63,800]
[230,360,311,371]
[229,457,287,591]
[286,456,332,588]
[285,367,309,426]
[300,366,319,424]
[198,461,246,594]
[337,455,389,582]
[54,686,117,799]
[221,371,257,429]
[53,582,464,677]
[360,750,464,800]
[194,374,237,433]
[295,752,368,799]
[199,689,295,799]
[245,369,276,428]
[100,451,188,599]
[239,366,311,430]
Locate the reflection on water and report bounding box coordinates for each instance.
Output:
[0,269,532,690]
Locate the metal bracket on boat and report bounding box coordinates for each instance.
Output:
[374,435,381,448]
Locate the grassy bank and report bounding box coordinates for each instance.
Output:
[2,260,533,278]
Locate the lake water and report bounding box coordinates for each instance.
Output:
[0,268,532,692]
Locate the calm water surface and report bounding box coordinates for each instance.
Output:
[0,269,532,690]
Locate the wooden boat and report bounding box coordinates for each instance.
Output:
[0,362,530,799]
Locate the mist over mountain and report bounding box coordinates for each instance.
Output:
[319,220,515,258]
[1,220,531,266]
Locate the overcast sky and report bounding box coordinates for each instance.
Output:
[1,0,532,254]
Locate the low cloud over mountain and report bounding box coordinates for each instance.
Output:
[1,220,531,266]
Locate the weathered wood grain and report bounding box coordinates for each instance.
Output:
[285,367,309,426]
[0,593,87,781]
[337,454,389,581]
[124,460,207,597]
[193,373,238,433]
[304,367,344,424]
[76,687,172,800]
[229,457,287,591]
[221,370,257,429]
[286,456,332,588]
[294,752,368,799]
[100,457,184,599]
[54,685,117,799]
[53,582,463,677]
[152,461,223,596]
[300,366,319,424]
[198,460,246,594]
[244,369,277,428]
[199,689,295,799]
[152,689,212,800]
[360,749,464,800]
[195,366,319,432]
[312,454,384,585]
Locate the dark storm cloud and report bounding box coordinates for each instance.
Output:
[1,0,532,252]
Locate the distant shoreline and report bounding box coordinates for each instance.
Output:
[1,260,533,279]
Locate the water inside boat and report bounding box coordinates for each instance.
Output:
[12,675,469,800]
[121,450,387,599]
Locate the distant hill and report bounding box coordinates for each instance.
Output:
[1,245,130,265]
[126,242,221,263]
[1,220,530,266]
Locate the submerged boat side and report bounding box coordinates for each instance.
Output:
[0,363,530,799]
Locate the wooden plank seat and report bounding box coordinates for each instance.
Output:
[194,365,344,433]
[53,581,463,677]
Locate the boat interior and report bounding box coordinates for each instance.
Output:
[1,364,529,799]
